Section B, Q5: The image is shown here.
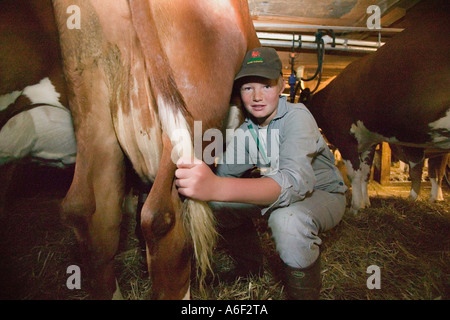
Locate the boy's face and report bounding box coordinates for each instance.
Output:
[239,76,285,127]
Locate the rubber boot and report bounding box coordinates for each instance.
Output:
[283,256,321,300]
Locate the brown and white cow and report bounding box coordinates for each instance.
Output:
[308,1,449,213]
[0,0,75,213]
[52,0,259,299]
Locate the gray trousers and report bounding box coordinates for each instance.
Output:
[209,189,346,269]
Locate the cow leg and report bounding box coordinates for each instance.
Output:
[428,154,448,202]
[344,147,374,213]
[360,148,375,208]
[344,159,364,213]
[407,160,424,200]
[61,130,125,300]
[141,135,191,300]
[392,146,426,201]
[403,150,424,201]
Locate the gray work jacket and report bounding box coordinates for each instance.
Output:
[217,96,347,215]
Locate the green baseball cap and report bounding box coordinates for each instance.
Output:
[235,47,283,81]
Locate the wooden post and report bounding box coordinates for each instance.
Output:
[373,142,391,185]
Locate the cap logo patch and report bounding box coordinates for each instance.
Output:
[247,51,264,64]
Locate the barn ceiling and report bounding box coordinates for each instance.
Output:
[248,0,423,92]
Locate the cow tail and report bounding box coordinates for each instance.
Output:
[183,199,218,292]
[129,0,217,291]
[128,0,190,121]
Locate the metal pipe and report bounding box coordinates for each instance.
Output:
[259,39,379,53]
[253,22,404,33]
[257,32,384,48]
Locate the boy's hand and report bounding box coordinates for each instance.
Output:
[175,157,219,201]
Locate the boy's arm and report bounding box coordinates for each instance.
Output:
[215,176,281,205]
[175,158,281,205]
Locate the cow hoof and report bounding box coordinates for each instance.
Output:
[182,285,190,300]
[112,279,124,300]
[408,190,419,201]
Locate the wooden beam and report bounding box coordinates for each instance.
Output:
[252,15,357,28]
[373,142,391,185]
[381,7,406,27]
